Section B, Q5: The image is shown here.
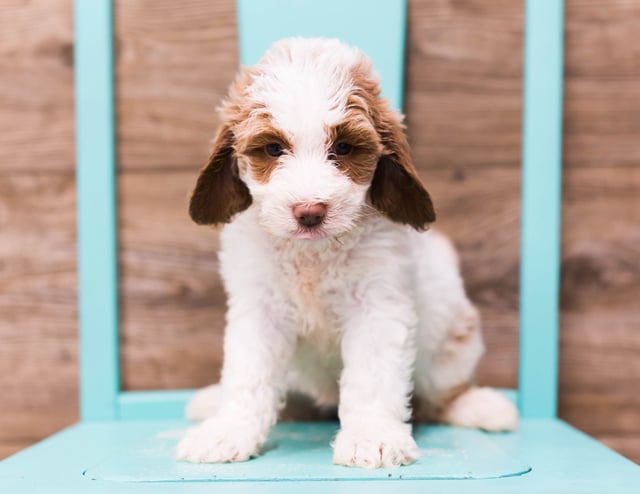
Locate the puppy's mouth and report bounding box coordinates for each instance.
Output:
[290,226,329,240]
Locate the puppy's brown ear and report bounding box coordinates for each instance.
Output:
[189,126,252,225]
[368,107,435,231]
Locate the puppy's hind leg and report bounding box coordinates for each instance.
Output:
[186,383,222,421]
[413,291,518,432]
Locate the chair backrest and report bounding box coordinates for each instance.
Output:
[74,0,565,421]
[519,0,564,419]
[236,0,406,110]
[75,0,119,420]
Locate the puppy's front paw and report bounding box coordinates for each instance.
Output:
[185,384,222,421]
[332,421,419,469]
[175,416,264,463]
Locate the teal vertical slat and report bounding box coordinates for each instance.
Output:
[236,0,407,111]
[74,0,120,420]
[518,0,565,418]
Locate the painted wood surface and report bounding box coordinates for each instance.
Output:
[0,0,638,463]
[1,419,638,492]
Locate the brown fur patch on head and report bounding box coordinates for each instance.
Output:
[326,115,381,185]
[349,62,436,231]
[216,67,297,185]
[234,116,292,184]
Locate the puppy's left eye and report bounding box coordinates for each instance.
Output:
[334,142,352,156]
[265,143,284,157]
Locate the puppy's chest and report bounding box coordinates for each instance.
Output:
[281,251,345,335]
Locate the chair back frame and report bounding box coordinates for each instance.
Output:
[74,0,564,421]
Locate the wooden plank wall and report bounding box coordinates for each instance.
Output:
[0,0,638,463]
[0,0,79,459]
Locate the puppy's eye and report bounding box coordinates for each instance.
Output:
[334,142,352,156]
[265,143,284,157]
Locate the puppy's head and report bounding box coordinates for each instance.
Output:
[189,37,435,239]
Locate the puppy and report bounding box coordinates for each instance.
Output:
[176,37,518,468]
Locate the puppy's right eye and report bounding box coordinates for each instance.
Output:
[265,143,284,157]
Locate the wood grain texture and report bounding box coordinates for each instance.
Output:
[558,0,640,438]
[118,171,226,389]
[0,173,79,445]
[405,0,523,170]
[0,0,74,173]
[563,0,640,169]
[559,166,640,434]
[115,0,239,171]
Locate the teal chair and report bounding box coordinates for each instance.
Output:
[0,0,638,492]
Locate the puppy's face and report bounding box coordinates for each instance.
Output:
[190,38,435,240]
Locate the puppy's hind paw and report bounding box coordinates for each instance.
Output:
[441,386,519,432]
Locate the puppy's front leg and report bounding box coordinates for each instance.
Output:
[176,303,295,463]
[333,297,420,468]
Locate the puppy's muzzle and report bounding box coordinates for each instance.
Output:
[292,202,327,229]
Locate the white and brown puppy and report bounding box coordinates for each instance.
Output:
[177,37,517,468]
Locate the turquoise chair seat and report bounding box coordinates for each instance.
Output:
[1,0,638,492]
[1,419,637,492]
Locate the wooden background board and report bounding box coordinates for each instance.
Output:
[0,0,638,463]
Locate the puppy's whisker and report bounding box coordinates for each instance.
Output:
[332,236,344,247]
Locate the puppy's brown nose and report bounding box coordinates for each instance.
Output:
[293,202,327,228]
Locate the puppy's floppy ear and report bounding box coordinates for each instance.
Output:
[189,125,252,225]
[368,107,435,231]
